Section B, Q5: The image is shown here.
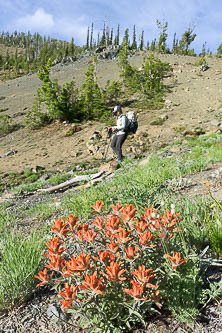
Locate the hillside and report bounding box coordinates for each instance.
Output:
[0,51,222,175]
[0,51,222,333]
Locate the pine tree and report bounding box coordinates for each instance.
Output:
[86,27,89,49]
[90,23,94,50]
[110,28,113,46]
[150,39,156,51]
[68,37,75,56]
[131,25,137,50]
[114,24,120,46]
[122,28,130,47]
[178,26,196,55]
[81,62,106,120]
[100,23,106,47]
[139,30,144,51]
[157,19,168,53]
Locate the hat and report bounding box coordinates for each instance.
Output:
[113,105,122,114]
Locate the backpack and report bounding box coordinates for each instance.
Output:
[125,111,138,134]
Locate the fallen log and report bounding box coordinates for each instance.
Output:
[0,149,17,158]
[38,170,106,193]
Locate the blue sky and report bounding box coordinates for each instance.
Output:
[0,0,222,53]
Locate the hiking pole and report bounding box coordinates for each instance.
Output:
[104,127,112,161]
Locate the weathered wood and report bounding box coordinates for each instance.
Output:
[0,149,17,158]
[38,170,106,193]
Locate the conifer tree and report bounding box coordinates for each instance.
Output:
[131,25,137,50]
[122,28,130,47]
[157,19,168,53]
[172,33,178,54]
[110,28,113,46]
[81,62,106,120]
[100,23,106,47]
[150,39,156,51]
[178,26,196,55]
[90,23,94,50]
[68,37,75,56]
[114,24,120,46]
[86,27,90,49]
[139,30,144,51]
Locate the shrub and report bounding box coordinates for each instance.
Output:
[35,201,195,331]
[0,115,17,136]
[216,44,222,58]
[194,56,208,67]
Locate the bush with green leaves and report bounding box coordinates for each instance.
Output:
[136,54,172,100]
[103,80,123,106]
[26,58,82,128]
[0,115,17,136]
[217,43,222,58]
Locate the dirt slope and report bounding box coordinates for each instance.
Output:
[0,52,222,174]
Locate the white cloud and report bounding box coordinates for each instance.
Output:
[16,8,54,32]
[56,17,89,44]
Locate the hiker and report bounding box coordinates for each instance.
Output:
[110,105,128,163]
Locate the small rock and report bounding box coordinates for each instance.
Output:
[32,165,45,173]
[127,153,136,160]
[99,160,119,174]
[47,303,66,324]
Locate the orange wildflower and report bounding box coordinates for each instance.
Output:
[112,202,123,214]
[112,227,132,244]
[52,219,69,237]
[102,261,126,281]
[35,268,50,287]
[83,229,98,242]
[92,250,115,263]
[44,237,65,256]
[63,252,91,276]
[59,283,78,308]
[120,204,137,224]
[130,266,158,287]
[93,216,104,229]
[45,254,64,272]
[141,207,158,222]
[133,220,148,234]
[65,215,79,232]
[106,241,119,253]
[123,280,147,300]
[91,200,104,212]
[105,215,122,232]
[165,251,187,270]
[80,271,104,295]
[125,246,139,259]
[138,230,155,247]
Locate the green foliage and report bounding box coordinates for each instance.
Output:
[36,201,192,331]
[0,31,80,78]
[217,43,222,58]
[131,25,137,50]
[103,80,123,106]
[0,115,17,136]
[207,201,222,257]
[26,59,82,127]
[0,231,44,309]
[194,56,208,67]
[80,62,108,120]
[157,20,169,53]
[136,54,172,100]
[178,27,196,55]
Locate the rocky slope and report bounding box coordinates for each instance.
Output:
[0,52,222,174]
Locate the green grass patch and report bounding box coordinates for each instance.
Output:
[0,231,45,310]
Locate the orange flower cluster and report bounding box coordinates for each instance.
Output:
[35,200,187,314]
